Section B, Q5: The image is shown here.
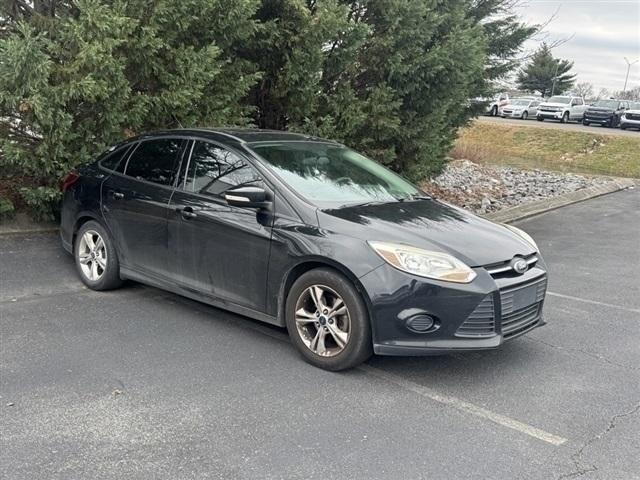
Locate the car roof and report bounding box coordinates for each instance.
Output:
[130,128,338,145]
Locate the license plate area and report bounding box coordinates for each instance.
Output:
[511,285,538,310]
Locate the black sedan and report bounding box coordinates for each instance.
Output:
[60,129,547,370]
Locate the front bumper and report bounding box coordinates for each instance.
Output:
[584,113,613,124]
[501,110,525,118]
[537,110,563,120]
[621,115,640,128]
[359,258,547,355]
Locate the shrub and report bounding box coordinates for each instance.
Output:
[19,186,61,222]
[0,197,16,220]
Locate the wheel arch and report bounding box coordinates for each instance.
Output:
[71,212,106,248]
[277,257,375,331]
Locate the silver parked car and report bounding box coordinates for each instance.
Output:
[501,98,540,120]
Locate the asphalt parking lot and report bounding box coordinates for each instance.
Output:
[478,115,640,138]
[1,189,639,479]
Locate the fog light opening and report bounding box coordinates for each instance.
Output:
[406,314,437,333]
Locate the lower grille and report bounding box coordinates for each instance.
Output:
[500,275,546,339]
[455,295,495,338]
[502,302,542,338]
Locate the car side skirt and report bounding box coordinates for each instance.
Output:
[120,266,282,327]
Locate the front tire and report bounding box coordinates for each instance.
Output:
[285,268,372,371]
[583,120,590,126]
[561,112,570,123]
[537,116,544,122]
[490,106,498,117]
[522,111,528,120]
[74,220,123,291]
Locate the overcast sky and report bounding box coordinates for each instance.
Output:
[513,0,640,93]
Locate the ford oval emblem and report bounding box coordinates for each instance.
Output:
[511,257,528,274]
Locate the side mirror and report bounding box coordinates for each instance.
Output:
[224,186,270,209]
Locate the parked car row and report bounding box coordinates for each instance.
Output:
[488,94,640,131]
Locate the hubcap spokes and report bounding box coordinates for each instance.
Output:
[78,230,107,281]
[295,285,350,357]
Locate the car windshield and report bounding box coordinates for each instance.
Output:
[249,142,421,208]
[547,96,571,104]
[510,99,530,106]
[593,100,619,108]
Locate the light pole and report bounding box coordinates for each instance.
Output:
[550,60,561,97]
[623,57,639,94]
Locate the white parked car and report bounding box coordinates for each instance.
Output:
[486,93,510,116]
[536,96,588,123]
[501,98,540,120]
[620,102,640,131]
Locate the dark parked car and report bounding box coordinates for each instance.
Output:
[583,99,630,127]
[60,129,547,370]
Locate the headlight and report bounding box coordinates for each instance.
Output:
[503,224,538,251]
[368,242,477,283]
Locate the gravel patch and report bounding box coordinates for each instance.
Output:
[421,160,616,214]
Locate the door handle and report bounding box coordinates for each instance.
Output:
[178,207,197,220]
[110,190,124,200]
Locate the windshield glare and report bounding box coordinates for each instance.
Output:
[249,142,421,208]
[593,100,619,109]
[547,96,571,104]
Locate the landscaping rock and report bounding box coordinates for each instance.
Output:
[421,160,615,214]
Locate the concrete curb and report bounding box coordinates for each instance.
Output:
[0,213,58,236]
[483,178,637,224]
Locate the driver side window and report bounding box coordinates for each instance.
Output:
[183,141,262,197]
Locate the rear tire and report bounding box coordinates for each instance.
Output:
[74,220,123,291]
[285,268,372,371]
[583,120,590,126]
[537,116,544,122]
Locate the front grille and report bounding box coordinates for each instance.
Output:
[586,112,609,119]
[626,113,640,121]
[455,294,495,338]
[499,275,547,339]
[502,303,541,338]
[500,276,547,315]
[485,254,538,278]
[539,108,558,113]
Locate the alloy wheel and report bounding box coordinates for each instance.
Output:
[294,285,350,357]
[77,230,107,281]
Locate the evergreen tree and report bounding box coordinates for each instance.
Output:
[0,0,536,218]
[517,43,576,97]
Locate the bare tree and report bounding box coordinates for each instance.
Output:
[574,82,594,100]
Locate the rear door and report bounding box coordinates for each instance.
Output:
[168,139,273,312]
[101,137,187,279]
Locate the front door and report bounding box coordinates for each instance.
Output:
[102,137,187,279]
[168,140,273,312]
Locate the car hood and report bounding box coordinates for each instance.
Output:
[319,199,536,267]
[539,102,570,108]
[586,107,615,113]
[624,109,640,114]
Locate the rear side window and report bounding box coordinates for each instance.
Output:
[183,141,262,197]
[99,144,131,171]
[125,138,184,186]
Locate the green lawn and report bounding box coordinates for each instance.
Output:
[451,123,640,178]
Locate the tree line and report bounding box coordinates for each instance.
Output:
[0,0,535,218]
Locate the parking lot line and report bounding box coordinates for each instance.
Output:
[210,303,570,446]
[359,365,569,446]
[547,291,640,314]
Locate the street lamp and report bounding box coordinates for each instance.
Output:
[550,60,561,97]
[623,57,639,93]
